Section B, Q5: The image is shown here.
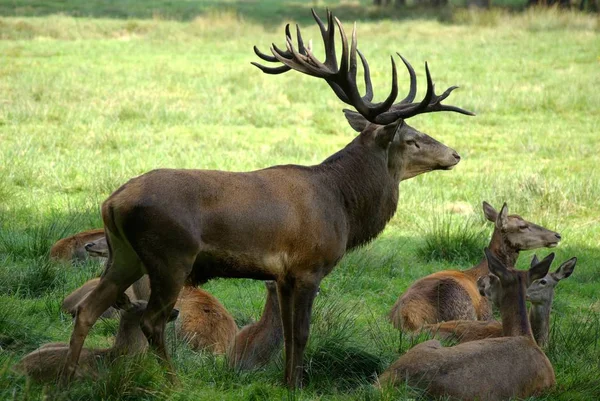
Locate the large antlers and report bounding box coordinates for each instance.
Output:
[253,9,474,125]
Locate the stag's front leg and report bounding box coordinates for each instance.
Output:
[276,278,294,386]
[289,278,320,388]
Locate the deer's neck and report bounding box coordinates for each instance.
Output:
[320,142,399,250]
[529,301,552,347]
[500,276,535,340]
[112,319,148,355]
[467,229,520,277]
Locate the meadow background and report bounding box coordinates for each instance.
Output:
[0,0,599,400]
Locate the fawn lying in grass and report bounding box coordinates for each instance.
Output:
[15,298,179,382]
[378,249,556,400]
[49,228,106,262]
[424,256,576,345]
[389,201,561,331]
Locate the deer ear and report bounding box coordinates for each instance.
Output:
[482,201,497,223]
[343,109,369,132]
[529,253,555,283]
[530,254,540,268]
[375,119,403,148]
[496,203,509,231]
[552,257,577,281]
[484,248,510,282]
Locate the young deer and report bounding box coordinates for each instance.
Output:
[15,298,179,382]
[389,201,561,331]
[61,10,473,387]
[50,229,106,262]
[378,249,556,400]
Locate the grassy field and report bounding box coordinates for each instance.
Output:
[0,1,599,400]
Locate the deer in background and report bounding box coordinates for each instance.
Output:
[15,297,179,382]
[389,201,561,331]
[424,255,577,345]
[50,228,106,263]
[227,281,283,370]
[61,9,473,387]
[377,249,556,400]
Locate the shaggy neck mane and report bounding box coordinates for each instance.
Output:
[317,139,400,250]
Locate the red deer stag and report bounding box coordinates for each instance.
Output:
[61,9,473,387]
[378,249,556,400]
[389,201,561,331]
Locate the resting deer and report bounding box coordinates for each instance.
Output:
[64,264,282,366]
[424,256,576,345]
[15,298,179,382]
[227,281,283,370]
[61,9,473,387]
[389,201,561,331]
[378,249,556,400]
[50,229,106,262]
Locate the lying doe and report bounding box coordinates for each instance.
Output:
[62,9,473,387]
[15,298,179,382]
[424,256,577,345]
[227,281,283,370]
[62,277,138,319]
[50,229,105,262]
[64,266,282,368]
[378,249,556,400]
[389,201,561,331]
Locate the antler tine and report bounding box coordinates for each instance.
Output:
[357,50,373,102]
[397,53,417,104]
[375,62,475,123]
[252,46,292,74]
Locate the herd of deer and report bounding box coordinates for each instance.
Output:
[12,9,578,400]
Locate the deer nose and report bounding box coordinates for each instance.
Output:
[555,233,561,240]
[452,152,461,161]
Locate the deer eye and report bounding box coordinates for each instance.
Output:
[406,140,420,149]
[539,279,547,285]
[518,225,528,231]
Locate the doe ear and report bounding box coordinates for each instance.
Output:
[529,253,555,282]
[530,254,540,268]
[343,109,369,133]
[113,292,132,311]
[482,201,498,223]
[552,257,577,281]
[484,248,510,282]
[496,202,509,231]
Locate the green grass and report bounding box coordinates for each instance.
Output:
[0,1,599,399]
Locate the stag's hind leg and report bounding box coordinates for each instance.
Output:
[136,254,193,380]
[61,239,144,384]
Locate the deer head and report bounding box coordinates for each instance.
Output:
[483,202,562,250]
[526,256,577,305]
[253,9,472,182]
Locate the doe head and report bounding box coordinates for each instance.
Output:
[482,202,562,251]
[484,248,555,307]
[526,256,577,305]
